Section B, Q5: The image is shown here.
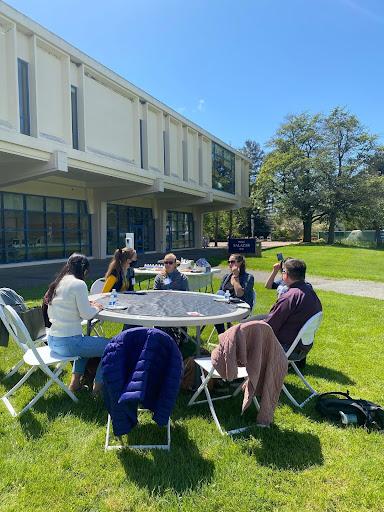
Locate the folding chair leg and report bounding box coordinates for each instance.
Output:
[1,361,78,418]
[3,359,24,380]
[282,361,318,408]
[105,413,171,451]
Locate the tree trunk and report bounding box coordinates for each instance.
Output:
[302,218,312,243]
[214,213,219,247]
[327,211,337,244]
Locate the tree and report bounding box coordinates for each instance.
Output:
[240,139,264,184]
[255,113,326,242]
[321,107,377,244]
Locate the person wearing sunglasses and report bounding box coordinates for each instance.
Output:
[215,254,255,334]
[153,253,189,291]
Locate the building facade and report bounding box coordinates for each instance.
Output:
[0,1,251,265]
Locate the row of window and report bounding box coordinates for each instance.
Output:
[0,193,91,263]
[0,192,195,263]
[17,60,236,195]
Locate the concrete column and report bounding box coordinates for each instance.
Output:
[29,35,39,137]
[163,114,170,176]
[193,208,203,249]
[88,191,107,258]
[140,101,149,170]
[153,201,166,253]
[77,64,86,151]
[182,125,188,181]
[62,54,72,145]
[131,96,141,167]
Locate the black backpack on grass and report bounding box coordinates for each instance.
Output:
[316,391,384,431]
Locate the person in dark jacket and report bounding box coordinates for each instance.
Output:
[216,253,255,334]
[102,327,183,436]
[264,258,322,353]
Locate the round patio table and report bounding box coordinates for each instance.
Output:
[89,290,250,355]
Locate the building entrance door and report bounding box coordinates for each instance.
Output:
[133,225,144,253]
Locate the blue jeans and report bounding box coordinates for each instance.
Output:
[48,334,109,384]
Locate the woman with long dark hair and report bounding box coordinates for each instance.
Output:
[102,247,138,293]
[215,253,255,334]
[46,253,109,395]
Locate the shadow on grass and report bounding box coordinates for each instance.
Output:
[117,424,214,494]
[302,363,355,385]
[242,425,324,470]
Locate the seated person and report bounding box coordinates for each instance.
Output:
[153,253,189,346]
[102,247,138,293]
[153,253,189,291]
[265,260,290,297]
[216,254,255,334]
[46,253,108,395]
[265,257,312,298]
[263,258,322,359]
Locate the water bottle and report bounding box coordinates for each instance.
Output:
[339,410,358,426]
[109,288,117,307]
[224,290,230,302]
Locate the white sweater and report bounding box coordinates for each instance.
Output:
[48,274,99,337]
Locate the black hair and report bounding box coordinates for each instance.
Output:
[45,253,90,304]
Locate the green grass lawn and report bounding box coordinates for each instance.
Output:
[1,278,384,511]
[209,244,384,282]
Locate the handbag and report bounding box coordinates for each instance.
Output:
[18,306,46,341]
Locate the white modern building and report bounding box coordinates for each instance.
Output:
[0,1,251,265]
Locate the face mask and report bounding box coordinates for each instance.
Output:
[130,260,138,268]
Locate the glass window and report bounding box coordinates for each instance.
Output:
[18,58,30,136]
[4,193,23,210]
[212,142,235,194]
[0,193,91,263]
[167,211,194,250]
[71,85,79,150]
[64,199,78,214]
[107,204,155,254]
[46,198,62,212]
[26,196,44,212]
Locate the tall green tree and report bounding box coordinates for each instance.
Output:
[255,113,326,242]
[321,107,377,244]
[241,140,264,184]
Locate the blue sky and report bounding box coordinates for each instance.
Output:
[4,0,384,150]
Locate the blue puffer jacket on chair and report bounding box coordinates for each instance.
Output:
[102,327,183,437]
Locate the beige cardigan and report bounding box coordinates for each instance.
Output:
[211,321,288,426]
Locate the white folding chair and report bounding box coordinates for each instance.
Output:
[0,299,47,381]
[105,412,171,451]
[0,305,78,417]
[82,278,106,335]
[282,311,323,408]
[188,357,260,436]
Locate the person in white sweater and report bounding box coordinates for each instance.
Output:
[46,253,109,395]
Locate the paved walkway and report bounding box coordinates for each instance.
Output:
[245,269,384,301]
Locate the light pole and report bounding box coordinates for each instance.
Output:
[250,213,255,238]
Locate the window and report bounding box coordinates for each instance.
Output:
[166,211,194,250]
[71,85,79,150]
[107,204,155,254]
[0,193,91,263]
[212,142,235,194]
[18,59,30,136]
[139,120,144,168]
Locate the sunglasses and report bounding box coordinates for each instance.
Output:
[228,260,237,264]
[164,260,176,265]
